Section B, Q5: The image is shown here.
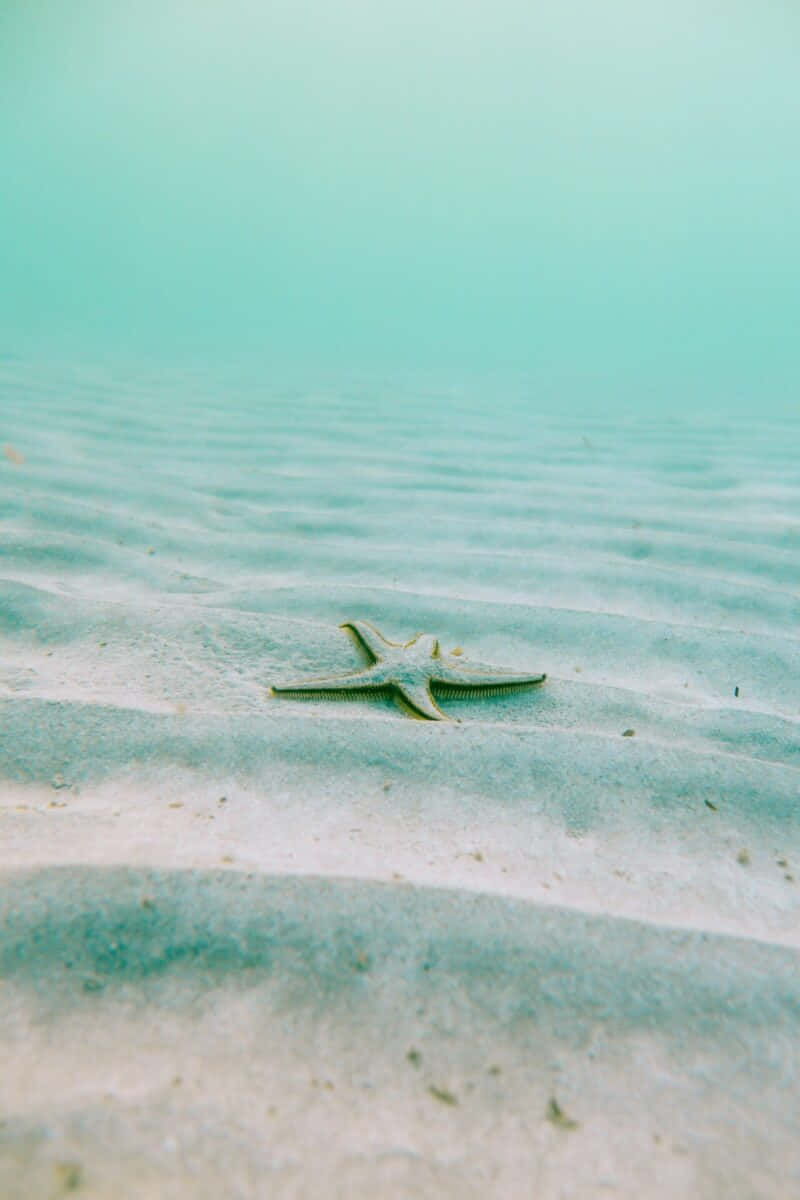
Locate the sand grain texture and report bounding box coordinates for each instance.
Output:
[1,362,799,1197]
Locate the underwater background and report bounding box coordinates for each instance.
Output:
[1,3,799,1198]
[2,0,799,409]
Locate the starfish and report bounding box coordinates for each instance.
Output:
[269,620,546,721]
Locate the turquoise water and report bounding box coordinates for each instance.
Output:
[2,0,799,410]
[1,9,799,1193]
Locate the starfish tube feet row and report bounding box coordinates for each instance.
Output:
[269,620,546,721]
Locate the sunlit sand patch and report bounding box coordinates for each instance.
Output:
[0,365,798,1196]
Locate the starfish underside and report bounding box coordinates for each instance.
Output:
[270,620,546,721]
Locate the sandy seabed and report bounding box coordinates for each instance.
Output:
[1,361,798,1198]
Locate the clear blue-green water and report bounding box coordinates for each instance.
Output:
[1,0,799,412]
[1,8,800,1196]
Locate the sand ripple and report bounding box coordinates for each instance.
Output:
[1,362,799,1195]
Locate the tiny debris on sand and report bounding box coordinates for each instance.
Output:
[407,1048,422,1067]
[54,1161,82,1191]
[705,799,718,811]
[547,1097,579,1130]
[429,1085,459,1106]
[737,849,751,866]
[621,728,636,738]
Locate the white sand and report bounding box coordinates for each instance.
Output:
[1,360,798,1197]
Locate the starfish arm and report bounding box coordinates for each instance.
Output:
[340,620,396,662]
[394,682,449,721]
[270,667,384,696]
[432,664,547,690]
